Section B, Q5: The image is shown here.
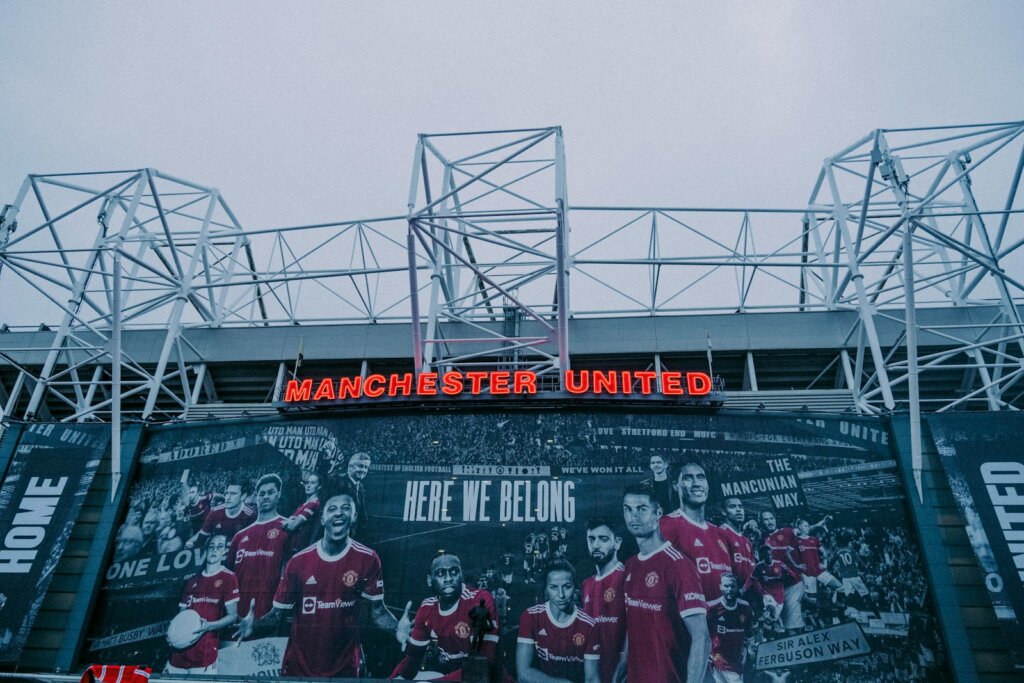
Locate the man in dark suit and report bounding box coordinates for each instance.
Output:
[340,452,371,539]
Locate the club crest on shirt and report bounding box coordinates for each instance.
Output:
[645,572,659,588]
[267,528,281,539]
[573,632,585,646]
[342,569,359,587]
[603,587,616,603]
[455,621,471,639]
[214,579,223,588]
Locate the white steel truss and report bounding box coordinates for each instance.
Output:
[406,127,570,386]
[1,122,1023,426]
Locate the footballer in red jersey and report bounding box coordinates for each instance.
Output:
[228,474,289,620]
[759,511,829,632]
[718,497,755,586]
[234,491,397,678]
[165,534,239,674]
[187,479,255,549]
[516,560,600,683]
[391,551,499,680]
[660,462,733,601]
[184,484,212,536]
[706,573,753,683]
[794,518,840,597]
[282,472,322,554]
[745,544,798,629]
[622,484,710,683]
[580,518,626,683]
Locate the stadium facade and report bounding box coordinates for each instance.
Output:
[1,124,1023,682]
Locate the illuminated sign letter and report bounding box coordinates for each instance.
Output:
[284,379,313,402]
[686,372,712,396]
[565,370,589,394]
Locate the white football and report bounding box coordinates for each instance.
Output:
[167,609,203,650]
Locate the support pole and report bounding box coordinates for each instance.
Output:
[903,227,923,501]
[111,247,122,501]
[554,128,571,386]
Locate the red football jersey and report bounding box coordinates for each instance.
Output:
[272,539,384,678]
[517,603,600,683]
[287,499,321,553]
[187,495,212,534]
[795,534,822,577]
[580,562,626,683]
[200,504,255,541]
[764,527,801,586]
[392,586,498,678]
[229,516,288,619]
[746,559,796,605]
[623,542,707,683]
[707,597,753,674]
[718,524,755,585]
[168,567,239,669]
[660,510,733,601]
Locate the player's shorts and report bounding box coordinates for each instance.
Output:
[803,571,839,594]
[706,668,742,683]
[817,570,840,590]
[763,594,783,621]
[164,663,217,675]
[842,576,869,597]
[783,581,805,630]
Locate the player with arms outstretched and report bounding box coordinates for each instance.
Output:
[234,491,397,678]
[391,551,500,680]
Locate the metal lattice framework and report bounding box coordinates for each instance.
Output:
[2,121,1023,433]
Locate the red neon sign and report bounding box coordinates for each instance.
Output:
[283,370,713,402]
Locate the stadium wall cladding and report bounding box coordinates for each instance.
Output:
[0,405,1014,683]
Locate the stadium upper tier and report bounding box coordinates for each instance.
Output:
[0,304,1017,418]
[2,122,1024,420]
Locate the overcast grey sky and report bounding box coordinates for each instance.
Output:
[2,2,1023,230]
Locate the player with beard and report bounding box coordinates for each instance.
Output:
[391,551,499,680]
[165,533,239,675]
[235,491,397,678]
[620,483,709,683]
[718,497,755,586]
[706,573,753,683]
[580,518,626,683]
[517,560,600,683]
[187,479,255,549]
[660,462,733,602]
[228,474,289,621]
